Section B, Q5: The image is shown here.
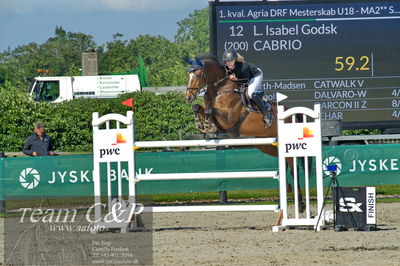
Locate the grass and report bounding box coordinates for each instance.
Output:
[375,185,400,196]
[2,184,399,215]
[141,189,281,203]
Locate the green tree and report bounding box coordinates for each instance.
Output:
[98,33,131,73]
[129,35,188,86]
[39,26,96,76]
[175,8,210,57]
[0,26,97,88]
[0,63,10,84]
[0,42,42,86]
[0,7,211,88]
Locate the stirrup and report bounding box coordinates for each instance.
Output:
[263,113,273,128]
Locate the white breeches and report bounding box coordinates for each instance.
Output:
[247,68,263,98]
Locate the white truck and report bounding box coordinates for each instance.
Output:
[29,75,141,102]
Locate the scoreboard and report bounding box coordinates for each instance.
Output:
[209,0,400,129]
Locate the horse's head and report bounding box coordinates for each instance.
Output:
[185,57,206,104]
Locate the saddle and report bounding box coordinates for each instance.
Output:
[234,84,271,113]
[209,83,273,137]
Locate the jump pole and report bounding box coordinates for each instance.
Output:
[91,113,279,233]
[91,93,325,232]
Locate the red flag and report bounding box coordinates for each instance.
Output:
[122,98,134,111]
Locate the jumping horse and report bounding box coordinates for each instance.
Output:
[185,54,306,213]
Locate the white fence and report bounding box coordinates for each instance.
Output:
[91,93,325,233]
[274,104,324,231]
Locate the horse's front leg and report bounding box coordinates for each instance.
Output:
[192,104,218,133]
[203,108,218,133]
[192,104,206,131]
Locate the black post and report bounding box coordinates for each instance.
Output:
[216,142,228,203]
[219,191,227,203]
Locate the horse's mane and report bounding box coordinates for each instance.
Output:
[196,54,223,68]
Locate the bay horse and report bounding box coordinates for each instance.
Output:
[185,54,306,213]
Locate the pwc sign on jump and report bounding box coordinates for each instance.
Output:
[99,133,126,158]
[281,125,322,157]
[95,131,132,162]
[284,127,314,153]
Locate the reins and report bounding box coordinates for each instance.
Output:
[214,68,248,87]
[213,75,229,87]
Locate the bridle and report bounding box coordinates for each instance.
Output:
[186,68,207,97]
[186,86,207,99]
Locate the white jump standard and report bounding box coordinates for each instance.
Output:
[91,93,325,232]
[273,96,324,231]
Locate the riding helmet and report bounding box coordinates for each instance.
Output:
[223,49,238,61]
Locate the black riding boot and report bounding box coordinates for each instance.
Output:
[251,93,273,128]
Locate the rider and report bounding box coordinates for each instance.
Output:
[222,49,272,127]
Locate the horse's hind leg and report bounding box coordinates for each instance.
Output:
[286,157,306,214]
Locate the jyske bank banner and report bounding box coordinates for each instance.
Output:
[1,145,400,199]
[321,144,400,186]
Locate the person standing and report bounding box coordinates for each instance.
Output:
[22,122,55,156]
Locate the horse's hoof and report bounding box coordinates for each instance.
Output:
[194,118,204,131]
[299,201,306,213]
[263,113,273,128]
[205,133,218,139]
[196,125,205,131]
[263,120,272,128]
[209,125,218,133]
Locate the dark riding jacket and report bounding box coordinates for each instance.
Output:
[225,62,262,83]
[22,133,54,156]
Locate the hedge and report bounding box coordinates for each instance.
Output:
[0,82,202,152]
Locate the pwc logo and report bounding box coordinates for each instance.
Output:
[285,127,314,153]
[99,133,127,158]
[298,127,314,140]
[113,133,126,145]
